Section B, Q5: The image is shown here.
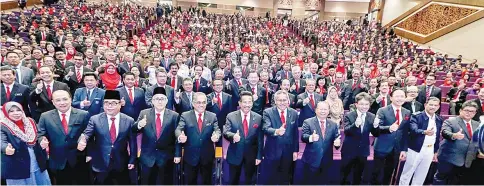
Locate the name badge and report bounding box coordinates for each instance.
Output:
[15,93,22,96]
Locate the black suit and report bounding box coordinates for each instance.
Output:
[28,81,70,122]
[225,78,248,107]
[63,66,93,96]
[193,77,212,95]
[472,98,484,122]
[37,108,91,184]
[167,75,183,90]
[289,78,306,95]
[223,110,263,184]
[175,91,194,114]
[416,85,442,106]
[343,79,367,110]
[402,101,424,114]
[370,93,391,114]
[118,62,145,78]
[134,108,181,185]
[207,92,234,138]
[446,87,468,115]
[1,83,30,116]
[340,111,379,185]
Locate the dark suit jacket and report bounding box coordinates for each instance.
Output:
[289,78,306,95]
[134,108,181,167]
[63,66,93,95]
[37,108,90,170]
[223,110,264,166]
[82,113,137,172]
[402,101,424,114]
[207,92,234,129]
[117,87,147,120]
[1,120,48,179]
[416,85,442,105]
[225,78,248,107]
[167,75,184,90]
[296,92,324,127]
[72,87,105,116]
[28,81,70,122]
[408,111,443,153]
[159,58,174,72]
[342,111,379,158]
[275,70,293,83]
[301,117,339,167]
[370,93,391,114]
[175,110,221,166]
[84,58,101,71]
[438,116,479,168]
[55,60,75,70]
[1,83,30,116]
[118,62,145,78]
[261,82,277,108]
[262,107,299,160]
[343,79,367,110]
[472,98,484,121]
[446,87,468,104]
[374,105,411,157]
[193,77,212,95]
[35,31,53,44]
[239,84,267,115]
[175,91,194,114]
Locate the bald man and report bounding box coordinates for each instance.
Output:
[37,90,91,184]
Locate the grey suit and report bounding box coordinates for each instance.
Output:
[10,65,34,86]
[434,116,479,185]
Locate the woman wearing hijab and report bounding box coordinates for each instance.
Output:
[99,63,122,90]
[325,86,344,127]
[1,102,51,185]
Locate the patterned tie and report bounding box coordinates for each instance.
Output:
[280,110,286,128]
[320,120,325,139]
[466,122,473,139]
[46,84,52,100]
[61,113,68,134]
[197,113,203,132]
[5,86,11,101]
[217,93,222,109]
[110,117,116,143]
[243,113,249,137]
[309,94,315,108]
[128,88,134,103]
[76,69,82,82]
[426,86,431,100]
[395,109,400,125]
[252,87,255,94]
[156,113,162,138]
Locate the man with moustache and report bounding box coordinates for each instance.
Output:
[134,87,181,185]
[29,66,70,122]
[399,97,442,185]
[261,90,299,185]
[301,101,341,185]
[371,88,412,185]
[223,91,263,184]
[175,92,221,185]
[72,72,106,116]
[77,90,137,184]
[370,80,391,114]
[37,90,91,184]
[340,92,379,185]
[343,69,367,110]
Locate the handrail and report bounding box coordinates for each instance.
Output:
[304,11,319,21]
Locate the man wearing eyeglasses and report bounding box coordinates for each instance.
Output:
[63,53,93,96]
[146,69,175,110]
[402,86,424,114]
[77,90,137,184]
[175,92,221,185]
[133,87,181,184]
[434,100,480,185]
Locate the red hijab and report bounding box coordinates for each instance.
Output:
[100,63,121,90]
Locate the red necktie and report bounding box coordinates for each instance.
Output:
[320,120,325,139]
[5,86,11,101]
[466,122,473,139]
[128,88,134,103]
[196,79,200,91]
[265,84,269,104]
[217,93,222,109]
[242,66,246,74]
[426,86,431,100]
[42,32,46,40]
[237,80,241,86]
[156,113,162,138]
[171,76,176,87]
[197,113,203,132]
[309,94,315,108]
[87,60,92,66]
[295,81,299,92]
[37,60,42,68]
[352,79,357,89]
[110,117,116,143]
[61,113,68,134]
[46,84,52,100]
[453,90,461,100]
[76,69,82,82]
[280,110,286,128]
[382,96,386,106]
[243,113,249,137]
[395,109,400,125]
[481,101,484,112]
[135,80,139,87]
[401,80,405,87]
[128,63,132,70]
[252,87,255,94]
[286,72,289,78]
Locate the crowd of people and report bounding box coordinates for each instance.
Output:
[1,0,484,185]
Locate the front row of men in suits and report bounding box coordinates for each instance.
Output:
[31,86,483,185]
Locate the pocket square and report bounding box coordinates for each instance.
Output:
[253,124,258,128]
[405,116,410,120]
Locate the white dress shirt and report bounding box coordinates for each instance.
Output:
[392,105,403,125]
[57,107,72,124]
[107,113,121,137]
[240,111,251,128]
[423,111,437,145]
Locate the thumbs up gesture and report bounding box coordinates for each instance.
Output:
[276,125,286,136]
[5,143,15,155]
[67,69,74,76]
[77,134,87,151]
[311,130,319,142]
[233,130,241,143]
[424,127,435,136]
[178,131,187,143]
[138,115,147,128]
[212,95,218,104]
[40,136,49,149]
[175,89,181,99]
[334,137,341,147]
[120,97,126,106]
[36,80,44,92]
[290,84,296,91]
[211,131,220,142]
[303,97,310,105]
[82,97,91,107]
[389,122,399,133]
[453,128,465,140]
